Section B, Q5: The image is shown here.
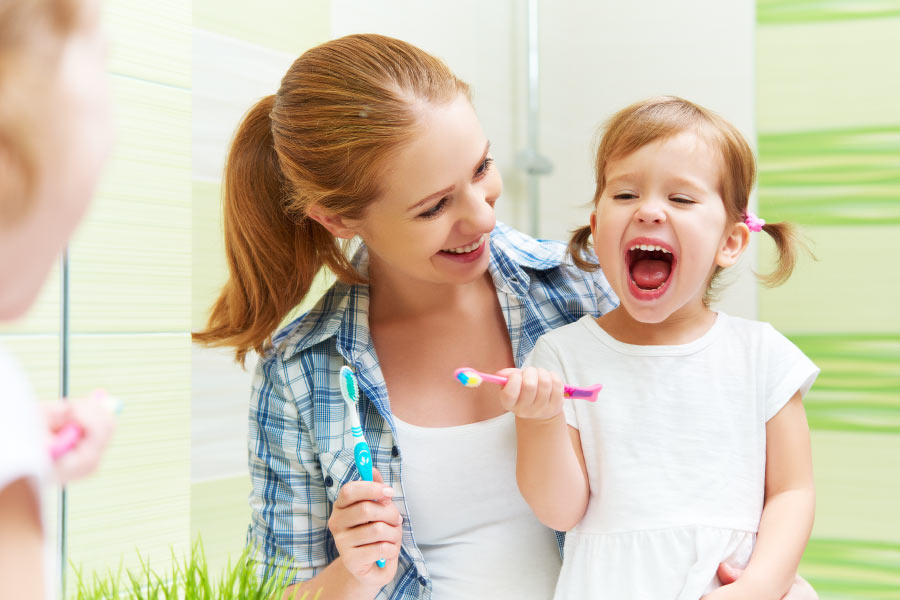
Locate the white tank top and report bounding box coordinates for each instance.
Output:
[392,412,561,599]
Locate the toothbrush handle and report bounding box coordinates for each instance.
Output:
[49,422,84,460]
[479,370,593,398]
[477,372,510,386]
[353,438,386,569]
[563,385,592,399]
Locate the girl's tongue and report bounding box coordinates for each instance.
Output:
[630,258,671,290]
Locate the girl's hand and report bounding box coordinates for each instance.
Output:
[45,391,115,483]
[497,366,565,421]
[709,563,819,600]
[328,467,403,589]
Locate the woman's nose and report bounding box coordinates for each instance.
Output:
[459,184,497,233]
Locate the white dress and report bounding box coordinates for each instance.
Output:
[0,343,55,600]
[524,313,819,600]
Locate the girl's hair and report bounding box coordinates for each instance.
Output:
[569,96,804,303]
[0,0,81,225]
[192,34,471,363]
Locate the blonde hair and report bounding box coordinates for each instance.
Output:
[569,96,804,301]
[192,34,471,364]
[0,0,81,225]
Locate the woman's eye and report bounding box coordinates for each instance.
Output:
[474,157,494,178]
[419,197,448,219]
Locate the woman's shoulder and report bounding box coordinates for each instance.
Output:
[491,222,568,268]
[261,281,352,368]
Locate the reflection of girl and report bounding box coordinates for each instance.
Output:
[503,97,817,599]
[195,35,819,600]
[0,1,115,597]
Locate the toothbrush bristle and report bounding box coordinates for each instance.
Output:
[456,370,483,388]
[340,366,359,403]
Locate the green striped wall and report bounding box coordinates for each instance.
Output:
[757,2,900,595]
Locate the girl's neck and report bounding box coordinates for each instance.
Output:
[596,304,717,346]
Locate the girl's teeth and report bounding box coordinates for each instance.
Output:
[632,244,670,253]
[444,235,484,254]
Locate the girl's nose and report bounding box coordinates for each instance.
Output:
[634,197,667,224]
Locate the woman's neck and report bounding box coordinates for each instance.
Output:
[368,264,496,325]
[596,305,717,346]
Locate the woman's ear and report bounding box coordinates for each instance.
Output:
[306,205,357,239]
[716,221,750,268]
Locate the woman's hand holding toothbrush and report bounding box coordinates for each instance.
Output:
[328,466,403,588]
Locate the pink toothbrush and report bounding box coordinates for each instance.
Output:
[48,391,122,460]
[454,367,603,402]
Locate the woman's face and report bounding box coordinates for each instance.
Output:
[348,94,501,290]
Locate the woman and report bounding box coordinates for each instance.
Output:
[194,34,818,600]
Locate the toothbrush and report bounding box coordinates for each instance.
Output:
[339,366,386,569]
[49,390,123,460]
[454,367,603,402]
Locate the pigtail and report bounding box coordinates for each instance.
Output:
[567,224,600,272]
[192,96,354,365]
[757,220,808,288]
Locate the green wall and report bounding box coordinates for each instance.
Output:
[757,2,900,596]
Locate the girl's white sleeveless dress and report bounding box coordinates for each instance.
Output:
[524,313,819,599]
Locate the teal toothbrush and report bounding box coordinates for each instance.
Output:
[339,366,386,569]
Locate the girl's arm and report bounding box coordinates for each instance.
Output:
[499,367,590,531]
[708,391,815,599]
[0,478,45,600]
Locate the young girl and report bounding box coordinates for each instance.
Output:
[501,96,818,599]
[0,0,115,597]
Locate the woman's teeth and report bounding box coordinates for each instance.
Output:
[443,235,485,254]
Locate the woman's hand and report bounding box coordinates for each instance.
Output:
[45,391,116,483]
[705,563,819,600]
[497,366,565,421]
[328,467,403,590]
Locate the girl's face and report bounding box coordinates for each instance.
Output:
[590,130,747,325]
[0,2,112,319]
[344,94,501,289]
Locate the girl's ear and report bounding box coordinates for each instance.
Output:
[716,221,750,268]
[306,205,357,239]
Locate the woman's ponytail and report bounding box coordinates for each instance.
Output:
[192,96,340,364]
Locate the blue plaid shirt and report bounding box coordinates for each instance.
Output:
[247,222,617,599]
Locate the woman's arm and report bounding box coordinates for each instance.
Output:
[281,470,402,599]
[705,391,815,599]
[249,358,402,599]
[0,478,45,600]
[500,367,590,531]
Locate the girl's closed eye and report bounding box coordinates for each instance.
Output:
[669,195,696,204]
[613,191,638,200]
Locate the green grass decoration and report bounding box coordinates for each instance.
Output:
[73,539,319,600]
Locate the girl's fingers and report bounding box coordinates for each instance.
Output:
[499,369,523,411]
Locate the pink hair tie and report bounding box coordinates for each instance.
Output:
[744,212,765,232]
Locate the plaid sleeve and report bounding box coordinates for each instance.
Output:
[246,351,333,584]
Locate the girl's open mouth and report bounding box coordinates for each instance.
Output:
[625,242,675,299]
